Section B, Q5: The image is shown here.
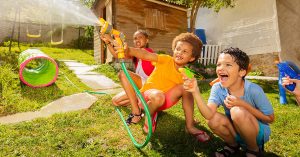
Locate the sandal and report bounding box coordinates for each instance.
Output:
[143,112,158,133]
[126,112,144,125]
[185,127,210,142]
[190,130,210,142]
[246,149,262,157]
[214,143,240,157]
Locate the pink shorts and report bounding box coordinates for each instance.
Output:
[138,89,179,112]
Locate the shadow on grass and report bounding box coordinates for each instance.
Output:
[134,111,281,157]
[142,111,223,157]
[20,83,63,105]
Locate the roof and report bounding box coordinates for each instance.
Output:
[92,0,188,11]
[146,0,188,11]
[155,0,189,8]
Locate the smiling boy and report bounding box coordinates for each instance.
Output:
[183,48,274,157]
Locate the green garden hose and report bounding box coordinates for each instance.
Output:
[115,61,152,148]
[84,62,152,148]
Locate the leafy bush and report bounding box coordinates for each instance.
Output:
[69,36,93,49]
[187,62,217,79]
[2,41,54,47]
[0,47,20,69]
[156,50,166,54]
[248,70,264,76]
[0,64,21,115]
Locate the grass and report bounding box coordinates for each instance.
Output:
[0,46,94,116]
[0,46,299,156]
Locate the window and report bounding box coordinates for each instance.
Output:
[144,8,167,30]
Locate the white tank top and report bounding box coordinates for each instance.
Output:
[135,59,149,84]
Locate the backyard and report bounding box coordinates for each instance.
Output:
[0,45,299,156]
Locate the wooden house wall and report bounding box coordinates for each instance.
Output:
[114,0,187,55]
[277,0,300,68]
[93,0,187,63]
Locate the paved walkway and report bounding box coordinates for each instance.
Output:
[246,76,278,81]
[62,60,120,89]
[0,60,122,124]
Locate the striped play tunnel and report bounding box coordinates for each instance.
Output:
[18,49,59,88]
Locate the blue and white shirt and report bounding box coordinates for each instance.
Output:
[208,79,274,142]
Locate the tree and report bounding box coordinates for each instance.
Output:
[161,0,235,32]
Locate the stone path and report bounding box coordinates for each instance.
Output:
[246,76,278,81]
[0,60,122,124]
[62,60,120,89]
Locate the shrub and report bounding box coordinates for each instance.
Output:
[0,47,20,68]
[0,64,21,114]
[248,70,264,76]
[69,36,93,49]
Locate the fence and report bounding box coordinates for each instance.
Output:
[198,45,225,66]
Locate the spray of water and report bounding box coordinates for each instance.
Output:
[0,0,101,26]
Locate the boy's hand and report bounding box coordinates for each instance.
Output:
[182,77,198,93]
[224,95,244,109]
[282,77,300,96]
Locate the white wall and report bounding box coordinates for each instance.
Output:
[195,0,281,55]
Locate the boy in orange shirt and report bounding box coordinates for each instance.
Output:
[119,32,210,142]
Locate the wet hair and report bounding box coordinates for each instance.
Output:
[172,32,203,63]
[219,47,250,78]
[134,29,149,48]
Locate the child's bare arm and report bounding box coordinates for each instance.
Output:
[128,47,158,62]
[224,96,275,123]
[242,102,274,123]
[183,77,217,120]
[100,34,118,58]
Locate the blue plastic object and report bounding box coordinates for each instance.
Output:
[277,62,300,91]
[278,71,288,104]
[195,29,207,44]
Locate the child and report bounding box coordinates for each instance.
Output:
[183,48,274,157]
[101,30,155,123]
[281,77,300,105]
[114,32,210,142]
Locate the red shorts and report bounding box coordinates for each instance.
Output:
[138,89,179,112]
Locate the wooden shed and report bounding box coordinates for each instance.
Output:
[92,0,188,64]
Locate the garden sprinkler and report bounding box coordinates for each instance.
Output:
[179,67,194,79]
[98,18,125,59]
[277,62,300,92]
[98,18,152,149]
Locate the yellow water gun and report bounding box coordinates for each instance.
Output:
[99,18,126,59]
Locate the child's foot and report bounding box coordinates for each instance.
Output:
[245,148,262,157]
[214,143,240,157]
[185,127,210,142]
[126,112,144,125]
[143,112,158,134]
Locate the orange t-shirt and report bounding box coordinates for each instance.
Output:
[140,54,183,93]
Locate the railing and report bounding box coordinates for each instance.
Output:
[198,45,225,66]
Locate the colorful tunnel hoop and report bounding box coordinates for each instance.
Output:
[19,49,59,88]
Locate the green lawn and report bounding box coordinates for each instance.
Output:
[0,46,299,156]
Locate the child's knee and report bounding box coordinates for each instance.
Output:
[148,91,165,106]
[230,107,248,123]
[207,114,229,129]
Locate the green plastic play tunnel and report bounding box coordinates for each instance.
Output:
[18,49,59,88]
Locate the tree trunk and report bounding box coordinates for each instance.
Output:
[190,0,202,33]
